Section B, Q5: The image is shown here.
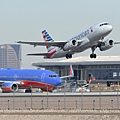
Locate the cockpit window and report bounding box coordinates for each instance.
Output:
[99,23,110,27]
[49,75,58,78]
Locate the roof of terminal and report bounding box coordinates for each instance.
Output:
[32,56,120,67]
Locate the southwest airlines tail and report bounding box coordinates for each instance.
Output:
[42,30,54,51]
[70,65,74,77]
[60,65,74,79]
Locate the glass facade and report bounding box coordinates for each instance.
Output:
[44,64,120,81]
[0,44,21,69]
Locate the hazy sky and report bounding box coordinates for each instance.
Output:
[0,0,120,68]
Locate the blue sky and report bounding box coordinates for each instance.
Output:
[0,0,120,68]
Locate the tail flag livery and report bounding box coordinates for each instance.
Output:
[42,30,54,50]
[26,30,56,58]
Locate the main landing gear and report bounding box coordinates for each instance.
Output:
[90,46,97,58]
[66,54,72,59]
[25,88,32,93]
[90,53,96,58]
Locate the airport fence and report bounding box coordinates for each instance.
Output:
[0,93,119,110]
[0,85,120,110]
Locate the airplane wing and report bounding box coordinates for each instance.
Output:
[17,40,84,48]
[17,41,67,47]
[0,81,5,86]
[27,53,49,56]
[0,81,22,85]
[114,42,120,44]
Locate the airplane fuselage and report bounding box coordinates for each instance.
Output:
[48,22,113,58]
[0,68,62,92]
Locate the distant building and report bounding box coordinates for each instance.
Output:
[0,44,21,69]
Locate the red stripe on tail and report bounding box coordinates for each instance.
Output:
[70,65,74,77]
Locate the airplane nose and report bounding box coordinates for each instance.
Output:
[56,78,62,86]
[108,25,113,32]
[103,25,113,35]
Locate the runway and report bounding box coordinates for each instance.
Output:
[0,92,119,97]
[0,110,119,116]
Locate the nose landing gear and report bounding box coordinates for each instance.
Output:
[90,46,97,58]
[90,53,96,58]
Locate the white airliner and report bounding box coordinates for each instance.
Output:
[17,22,120,59]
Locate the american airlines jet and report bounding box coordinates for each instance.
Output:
[17,22,120,59]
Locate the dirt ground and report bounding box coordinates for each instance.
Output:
[0,110,119,120]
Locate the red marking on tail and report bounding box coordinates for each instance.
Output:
[43,35,46,39]
[47,50,57,58]
[70,65,74,77]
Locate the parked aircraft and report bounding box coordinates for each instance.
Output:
[17,22,120,59]
[0,65,73,93]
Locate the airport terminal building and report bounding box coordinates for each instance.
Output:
[32,56,120,83]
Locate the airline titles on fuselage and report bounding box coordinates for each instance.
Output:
[70,27,92,41]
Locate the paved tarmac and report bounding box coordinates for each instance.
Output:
[0,92,120,97]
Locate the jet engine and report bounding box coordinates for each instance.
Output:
[1,82,18,92]
[99,39,114,51]
[63,40,78,51]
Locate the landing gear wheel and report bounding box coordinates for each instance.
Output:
[69,54,72,58]
[66,54,72,59]
[90,54,93,58]
[90,54,97,58]
[25,88,32,93]
[93,54,96,58]
[66,54,69,59]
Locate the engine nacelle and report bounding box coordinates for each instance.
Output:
[99,39,114,51]
[63,40,78,51]
[1,82,18,92]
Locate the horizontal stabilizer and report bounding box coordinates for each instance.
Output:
[27,53,49,56]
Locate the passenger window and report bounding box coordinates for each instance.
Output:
[49,74,58,78]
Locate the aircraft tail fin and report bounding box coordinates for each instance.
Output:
[69,65,74,77]
[42,30,54,51]
[60,65,74,79]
